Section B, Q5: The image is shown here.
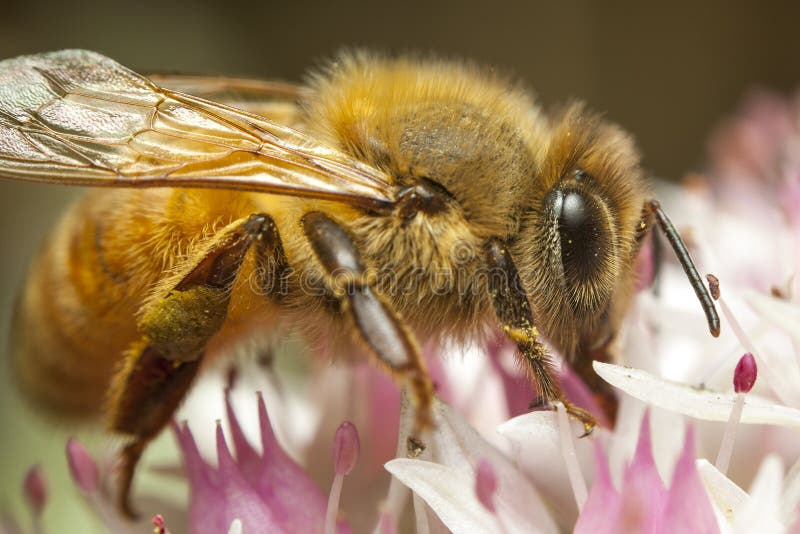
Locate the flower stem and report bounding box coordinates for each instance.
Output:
[555,402,587,510]
[715,392,745,475]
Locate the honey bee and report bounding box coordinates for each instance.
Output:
[0,50,719,516]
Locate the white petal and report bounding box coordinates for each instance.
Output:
[496,411,559,447]
[780,457,800,527]
[388,399,558,534]
[430,401,558,533]
[496,412,575,522]
[735,455,786,533]
[744,290,800,346]
[697,457,787,533]
[593,362,800,426]
[387,459,498,534]
[697,459,749,525]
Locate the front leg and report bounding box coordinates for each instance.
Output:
[107,213,285,517]
[302,212,435,444]
[483,238,597,434]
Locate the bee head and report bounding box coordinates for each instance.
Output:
[513,104,648,357]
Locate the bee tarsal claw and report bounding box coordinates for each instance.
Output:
[578,424,596,439]
[563,402,598,438]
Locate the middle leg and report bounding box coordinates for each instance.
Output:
[302,212,435,446]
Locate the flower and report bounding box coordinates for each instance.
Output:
[173,389,352,534]
[576,413,718,533]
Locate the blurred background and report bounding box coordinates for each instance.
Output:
[0,1,798,531]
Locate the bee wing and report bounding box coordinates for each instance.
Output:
[0,50,396,210]
[147,74,308,123]
[147,73,305,103]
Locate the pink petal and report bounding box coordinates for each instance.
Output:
[617,411,667,532]
[486,336,533,418]
[355,362,400,468]
[65,438,100,494]
[251,393,344,533]
[658,427,720,533]
[172,421,216,496]
[174,394,352,534]
[474,458,498,513]
[199,422,277,534]
[224,389,261,471]
[574,441,620,534]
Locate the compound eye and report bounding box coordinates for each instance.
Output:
[560,191,587,234]
[547,188,608,283]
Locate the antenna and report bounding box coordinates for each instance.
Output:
[646,200,720,337]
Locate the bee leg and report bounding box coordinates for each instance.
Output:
[302,212,435,447]
[107,213,281,518]
[573,335,620,426]
[483,238,598,435]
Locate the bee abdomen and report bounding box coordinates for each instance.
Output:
[10,195,140,418]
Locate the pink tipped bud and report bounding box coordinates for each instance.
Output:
[152,514,167,534]
[66,438,100,493]
[23,465,46,517]
[332,421,360,476]
[734,353,757,393]
[475,458,498,513]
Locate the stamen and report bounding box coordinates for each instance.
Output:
[374,511,398,534]
[555,402,588,510]
[710,275,759,356]
[733,352,757,394]
[377,388,416,533]
[377,478,408,534]
[23,465,46,534]
[706,274,790,405]
[324,421,360,534]
[715,353,757,475]
[65,438,99,494]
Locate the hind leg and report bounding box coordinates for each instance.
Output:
[107,213,286,517]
